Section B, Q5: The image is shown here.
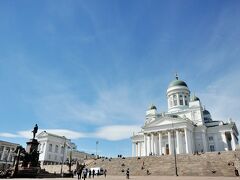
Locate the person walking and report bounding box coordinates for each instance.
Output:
[77,168,82,180]
[104,169,107,178]
[83,169,87,180]
[92,169,95,178]
[126,168,129,179]
[89,169,92,178]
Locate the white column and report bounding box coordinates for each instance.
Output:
[184,128,189,154]
[138,143,141,156]
[132,143,134,157]
[221,132,228,151]
[7,149,11,161]
[148,136,151,155]
[151,133,154,154]
[183,95,186,106]
[154,135,159,155]
[136,143,138,156]
[213,134,219,151]
[231,131,236,151]
[144,134,148,156]
[1,146,6,161]
[202,132,207,152]
[190,131,194,153]
[159,132,162,155]
[176,130,180,154]
[168,131,172,155]
[139,142,142,156]
[180,131,184,153]
[176,93,180,106]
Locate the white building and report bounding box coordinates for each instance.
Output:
[131,75,239,156]
[37,131,76,165]
[0,140,19,170]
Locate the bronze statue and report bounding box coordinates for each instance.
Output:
[32,124,38,139]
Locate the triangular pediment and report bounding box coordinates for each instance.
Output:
[143,116,190,129]
[36,131,48,138]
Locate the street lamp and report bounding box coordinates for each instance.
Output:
[4,149,10,171]
[96,141,99,158]
[172,121,178,176]
[60,137,67,176]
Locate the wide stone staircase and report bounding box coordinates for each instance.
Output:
[87,151,240,176]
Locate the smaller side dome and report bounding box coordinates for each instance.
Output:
[191,95,200,102]
[203,109,210,115]
[148,104,157,110]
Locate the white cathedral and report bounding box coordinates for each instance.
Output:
[131,75,239,157]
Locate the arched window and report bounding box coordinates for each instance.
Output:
[55,145,58,153]
[169,96,173,107]
[179,94,183,105]
[61,146,64,154]
[173,94,177,106]
[184,95,188,105]
[49,144,52,152]
[42,143,45,152]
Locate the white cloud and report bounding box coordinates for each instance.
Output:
[33,81,160,126]
[0,129,85,140]
[0,133,19,138]
[43,129,85,139]
[199,70,240,124]
[0,125,141,141]
[93,125,141,141]
[18,129,85,140]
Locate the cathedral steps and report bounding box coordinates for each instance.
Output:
[86,151,240,176]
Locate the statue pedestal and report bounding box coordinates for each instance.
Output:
[13,139,40,178]
[26,139,39,154]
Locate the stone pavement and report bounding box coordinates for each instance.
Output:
[10,175,240,180]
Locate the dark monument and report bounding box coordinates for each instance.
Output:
[11,124,41,178]
[0,125,61,178]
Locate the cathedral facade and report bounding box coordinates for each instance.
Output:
[131,75,239,156]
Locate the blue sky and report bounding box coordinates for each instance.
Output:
[0,0,240,157]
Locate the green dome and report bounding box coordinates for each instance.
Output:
[168,80,188,88]
[191,95,200,101]
[203,109,210,115]
[148,104,157,110]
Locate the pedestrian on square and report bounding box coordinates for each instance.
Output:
[104,169,107,178]
[89,169,92,178]
[126,168,129,179]
[83,169,87,180]
[92,169,95,178]
[77,168,82,179]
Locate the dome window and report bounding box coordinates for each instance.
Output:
[179,94,183,105]
[173,94,177,106]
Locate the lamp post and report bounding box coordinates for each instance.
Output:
[60,137,67,176]
[172,121,178,176]
[4,149,10,171]
[96,141,99,159]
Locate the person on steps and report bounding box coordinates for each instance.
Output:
[126,168,130,179]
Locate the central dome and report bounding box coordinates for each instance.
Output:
[168,75,188,88]
[168,80,188,88]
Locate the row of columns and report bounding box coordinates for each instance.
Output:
[133,128,194,156]
[222,131,237,151]
[0,146,14,162]
[133,129,238,157]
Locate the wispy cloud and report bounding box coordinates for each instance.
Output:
[0,125,141,141]
[0,133,19,138]
[0,129,85,140]
[32,80,161,126]
[18,129,85,139]
[93,125,141,141]
[199,70,240,124]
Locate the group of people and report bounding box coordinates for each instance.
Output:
[76,168,107,180]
